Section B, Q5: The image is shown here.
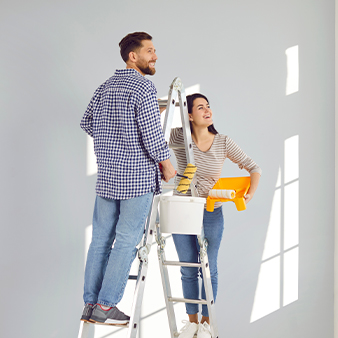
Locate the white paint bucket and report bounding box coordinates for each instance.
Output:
[159,195,206,235]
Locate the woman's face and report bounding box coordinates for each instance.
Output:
[189,97,213,128]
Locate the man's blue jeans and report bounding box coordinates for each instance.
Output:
[83,192,153,307]
[172,207,224,317]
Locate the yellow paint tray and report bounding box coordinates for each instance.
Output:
[206,177,251,212]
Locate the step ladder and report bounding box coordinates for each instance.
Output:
[78,78,218,338]
[157,78,219,338]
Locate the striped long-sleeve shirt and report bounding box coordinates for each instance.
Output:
[169,128,262,208]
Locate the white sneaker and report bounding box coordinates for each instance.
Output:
[197,322,212,338]
[178,320,199,338]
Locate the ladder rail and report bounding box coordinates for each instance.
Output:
[177,89,197,197]
[157,77,219,338]
[161,78,197,197]
[156,230,178,338]
[127,194,160,338]
[77,321,90,338]
[162,78,179,143]
[198,235,219,338]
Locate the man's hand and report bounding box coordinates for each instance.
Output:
[159,159,176,182]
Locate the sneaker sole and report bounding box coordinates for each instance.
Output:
[90,315,129,325]
[90,319,129,326]
[80,318,91,322]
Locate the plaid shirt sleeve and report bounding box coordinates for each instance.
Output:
[80,86,103,137]
[136,90,170,163]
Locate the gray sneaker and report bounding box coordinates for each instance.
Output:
[81,304,94,322]
[90,304,130,325]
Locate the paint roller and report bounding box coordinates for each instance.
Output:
[208,189,236,199]
[176,163,197,194]
[158,163,197,194]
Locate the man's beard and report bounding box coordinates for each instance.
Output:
[136,59,156,75]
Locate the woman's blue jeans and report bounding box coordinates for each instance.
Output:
[172,207,224,317]
[83,193,153,307]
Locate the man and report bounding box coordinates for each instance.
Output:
[80,32,176,325]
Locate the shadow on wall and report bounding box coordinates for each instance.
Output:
[213,42,312,338]
[251,47,300,322]
[251,135,299,322]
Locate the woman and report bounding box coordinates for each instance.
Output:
[169,93,261,338]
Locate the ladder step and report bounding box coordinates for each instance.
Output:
[163,261,202,268]
[169,145,186,150]
[168,297,208,305]
[158,99,180,108]
[162,184,176,190]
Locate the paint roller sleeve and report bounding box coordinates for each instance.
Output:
[208,189,236,199]
[176,164,197,194]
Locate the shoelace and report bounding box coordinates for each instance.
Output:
[199,322,211,333]
[179,320,195,333]
[84,304,93,315]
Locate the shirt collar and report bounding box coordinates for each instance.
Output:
[114,68,144,78]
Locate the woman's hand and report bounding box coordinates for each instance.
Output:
[244,193,252,204]
[244,172,261,205]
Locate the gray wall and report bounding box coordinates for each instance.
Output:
[335,0,338,336]
[0,1,335,337]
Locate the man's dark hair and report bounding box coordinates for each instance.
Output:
[186,93,218,135]
[119,32,153,62]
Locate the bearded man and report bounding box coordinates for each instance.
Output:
[80,32,176,325]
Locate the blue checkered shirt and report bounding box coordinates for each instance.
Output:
[81,69,170,199]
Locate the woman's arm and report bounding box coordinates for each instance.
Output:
[224,136,261,204]
[244,172,261,204]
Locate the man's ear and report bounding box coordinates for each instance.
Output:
[129,51,137,63]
